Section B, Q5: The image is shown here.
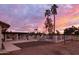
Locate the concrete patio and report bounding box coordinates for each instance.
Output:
[0,39,38,54]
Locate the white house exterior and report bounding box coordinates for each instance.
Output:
[0,26,3,50]
[0,21,10,50]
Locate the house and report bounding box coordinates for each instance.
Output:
[4,32,29,41]
[0,21,10,50]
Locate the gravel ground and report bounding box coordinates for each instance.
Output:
[1,40,79,55]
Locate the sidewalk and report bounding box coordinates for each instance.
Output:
[0,39,38,54]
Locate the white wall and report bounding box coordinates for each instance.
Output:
[0,26,3,50]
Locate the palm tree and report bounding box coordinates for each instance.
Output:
[51,4,58,33]
[44,9,54,34]
[45,9,51,17]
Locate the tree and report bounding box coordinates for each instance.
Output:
[64,26,78,35]
[45,9,51,17]
[56,30,60,35]
[34,28,38,38]
[51,4,58,33]
[75,30,79,35]
[44,9,54,34]
[44,4,58,34]
[63,26,78,44]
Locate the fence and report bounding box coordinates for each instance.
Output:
[4,33,79,43]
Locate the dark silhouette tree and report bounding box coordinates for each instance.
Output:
[44,9,54,34]
[45,9,51,17]
[34,28,38,38]
[64,26,78,35]
[34,28,38,33]
[56,30,60,35]
[51,4,58,33]
[63,26,78,44]
[75,30,79,35]
[44,4,58,34]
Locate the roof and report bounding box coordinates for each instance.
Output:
[0,21,10,28]
[5,31,29,34]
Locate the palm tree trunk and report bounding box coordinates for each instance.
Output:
[54,14,55,33]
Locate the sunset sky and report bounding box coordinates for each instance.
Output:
[0,4,79,33]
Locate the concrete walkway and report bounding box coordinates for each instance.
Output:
[0,39,38,54]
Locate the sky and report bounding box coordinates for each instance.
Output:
[0,4,79,33]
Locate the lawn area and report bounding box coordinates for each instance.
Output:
[1,41,79,55]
